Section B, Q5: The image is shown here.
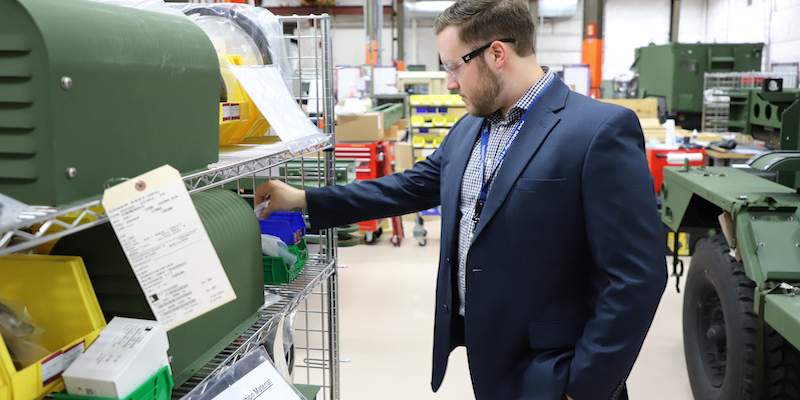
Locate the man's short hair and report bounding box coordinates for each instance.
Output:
[434,0,535,57]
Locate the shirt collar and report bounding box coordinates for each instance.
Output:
[487,67,553,125]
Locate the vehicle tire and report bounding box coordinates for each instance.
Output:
[684,235,800,400]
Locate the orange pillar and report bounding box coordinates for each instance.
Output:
[582,0,604,98]
[581,32,603,97]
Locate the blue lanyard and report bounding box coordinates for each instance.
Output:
[473,75,553,223]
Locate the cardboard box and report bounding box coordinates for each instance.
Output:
[394,142,414,172]
[336,113,384,142]
[63,317,169,399]
[600,98,659,120]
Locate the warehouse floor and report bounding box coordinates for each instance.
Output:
[337,221,694,399]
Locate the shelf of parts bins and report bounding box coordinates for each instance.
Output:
[172,255,337,399]
[412,125,454,129]
[409,103,466,108]
[0,135,334,256]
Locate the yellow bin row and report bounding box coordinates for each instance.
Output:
[412,134,446,149]
[409,94,465,107]
[0,255,106,400]
[410,115,461,128]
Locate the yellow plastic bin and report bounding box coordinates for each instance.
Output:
[0,255,106,400]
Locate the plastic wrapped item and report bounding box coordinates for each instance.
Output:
[177,3,292,88]
[175,3,328,149]
[261,234,298,267]
[0,299,49,370]
[182,346,303,400]
[88,0,186,17]
[0,193,53,231]
[263,313,295,381]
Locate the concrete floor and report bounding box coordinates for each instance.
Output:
[337,221,694,399]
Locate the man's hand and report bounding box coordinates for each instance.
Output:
[564,396,574,400]
[254,180,307,219]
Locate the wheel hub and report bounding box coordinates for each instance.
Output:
[698,291,727,388]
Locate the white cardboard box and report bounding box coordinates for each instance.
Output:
[63,317,169,398]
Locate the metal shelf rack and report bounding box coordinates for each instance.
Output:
[0,13,341,400]
[0,140,331,256]
[173,256,338,398]
[701,71,798,133]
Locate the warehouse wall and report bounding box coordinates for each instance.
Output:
[325,2,585,72]
[319,1,800,84]
[693,0,800,68]
[329,15,397,67]
[602,0,671,80]
[534,5,583,70]
[600,0,800,80]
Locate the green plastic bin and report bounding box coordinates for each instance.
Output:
[52,366,173,400]
[263,239,308,285]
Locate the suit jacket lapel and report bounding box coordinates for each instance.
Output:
[442,116,483,242]
[470,78,569,243]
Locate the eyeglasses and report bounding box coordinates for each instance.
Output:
[442,38,516,76]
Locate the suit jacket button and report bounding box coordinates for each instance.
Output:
[443,304,449,312]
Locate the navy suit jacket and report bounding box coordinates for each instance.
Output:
[307,78,667,400]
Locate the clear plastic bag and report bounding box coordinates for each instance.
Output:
[183,346,304,400]
[0,299,49,370]
[261,234,298,266]
[176,3,292,87]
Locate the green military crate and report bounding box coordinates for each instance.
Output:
[52,189,264,387]
[0,0,220,206]
[633,43,762,123]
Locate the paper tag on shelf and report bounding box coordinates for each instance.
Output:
[102,165,236,331]
[210,357,302,400]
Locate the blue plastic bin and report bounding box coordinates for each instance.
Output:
[259,211,305,245]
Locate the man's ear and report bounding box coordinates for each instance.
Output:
[487,40,508,69]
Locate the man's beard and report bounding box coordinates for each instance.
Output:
[465,60,503,117]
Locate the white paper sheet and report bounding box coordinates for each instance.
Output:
[102,165,236,331]
[336,66,362,100]
[373,66,398,95]
[210,357,302,400]
[231,65,325,152]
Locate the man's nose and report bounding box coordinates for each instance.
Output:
[446,74,459,91]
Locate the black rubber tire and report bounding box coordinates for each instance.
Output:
[684,235,800,400]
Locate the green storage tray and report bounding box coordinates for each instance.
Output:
[52,366,173,400]
[294,384,321,400]
[372,103,405,130]
[263,239,308,285]
[280,159,356,184]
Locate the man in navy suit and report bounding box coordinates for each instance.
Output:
[257,1,666,398]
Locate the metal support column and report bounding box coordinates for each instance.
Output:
[397,0,405,67]
[582,0,604,98]
[670,0,682,43]
[529,0,538,52]
[364,0,383,66]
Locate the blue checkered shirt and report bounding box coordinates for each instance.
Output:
[456,71,556,316]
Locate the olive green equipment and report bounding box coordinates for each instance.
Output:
[52,189,264,387]
[661,87,800,399]
[632,43,763,129]
[0,0,219,206]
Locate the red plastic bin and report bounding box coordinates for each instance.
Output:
[647,148,706,194]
